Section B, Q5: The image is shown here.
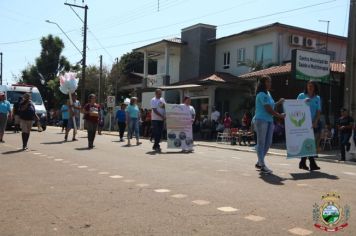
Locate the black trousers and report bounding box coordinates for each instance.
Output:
[86,121,98,147]
[118,122,126,139]
[339,133,352,160]
[152,120,164,149]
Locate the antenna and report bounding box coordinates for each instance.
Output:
[158,0,160,12]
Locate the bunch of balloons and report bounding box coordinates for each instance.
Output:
[59,72,78,95]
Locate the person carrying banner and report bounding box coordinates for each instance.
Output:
[337,108,354,161]
[65,93,81,142]
[151,89,166,152]
[297,80,321,171]
[254,76,285,174]
[182,96,196,152]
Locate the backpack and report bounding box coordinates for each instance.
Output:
[19,102,36,120]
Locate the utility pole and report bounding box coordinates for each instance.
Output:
[115,57,119,102]
[319,20,331,122]
[64,2,88,105]
[0,52,2,85]
[99,55,103,103]
[345,0,356,116]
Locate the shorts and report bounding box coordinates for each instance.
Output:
[67,117,80,129]
[0,113,8,133]
[20,119,33,133]
[14,115,21,125]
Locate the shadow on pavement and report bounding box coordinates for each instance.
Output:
[290,172,339,180]
[259,173,286,185]
[41,141,65,145]
[2,149,25,155]
[75,147,90,151]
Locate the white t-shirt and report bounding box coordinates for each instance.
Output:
[150,97,166,121]
[211,110,220,122]
[182,104,196,122]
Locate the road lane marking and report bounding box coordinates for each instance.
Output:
[40,154,47,157]
[171,194,187,199]
[192,200,210,206]
[70,164,79,166]
[33,153,42,155]
[232,157,241,160]
[278,163,290,166]
[78,166,88,169]
[297,183,309,187]
[123,179,135,183]
[288,227,313,235]
[343,171,356,176]
[136,184,150,187]
[88,169,97,171]
[216,169,229,172]
[244,215,265,222]
[154,189,171,193]
[54,159,63,162]
[98,172,110,175]
[217,207,238,212]
[46,156,54,159]
[110,175,123,179]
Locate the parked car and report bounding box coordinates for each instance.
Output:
[0,84,47,131]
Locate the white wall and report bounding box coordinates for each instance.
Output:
[215,31,278,76]
[156,54,180,84]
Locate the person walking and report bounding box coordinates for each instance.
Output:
[297,80,321,171]
[60,103,69,133]
[65,93,81,142]
[84,94,101,149]
[254,76,285,174]
[182,96,195,152]
[116,103,127,142]
[211,106,220,139]
[19,93,38,150]
[151,89,166,152]
[126,97,141,146]
[12,97,22,133]
[0,92,12,143]
[337,108,354,161]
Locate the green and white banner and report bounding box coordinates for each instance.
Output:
[165,104,193,149]
[292,50,330,83]
[283,99,316,159]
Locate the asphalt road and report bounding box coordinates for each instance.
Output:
[0,127,355,236]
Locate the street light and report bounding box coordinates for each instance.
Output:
[45,20,82,56]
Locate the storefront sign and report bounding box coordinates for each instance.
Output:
[107,96,115,108]
[165,104,193,150]
[292,49,330,83]
[283,99,316,158]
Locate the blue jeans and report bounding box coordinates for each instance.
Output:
[152,120,164,149]
[255,119,274,166]
[128,118,139,140]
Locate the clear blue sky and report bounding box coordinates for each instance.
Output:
[0,0,350,84]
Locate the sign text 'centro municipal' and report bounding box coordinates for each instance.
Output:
[292,49,331,83]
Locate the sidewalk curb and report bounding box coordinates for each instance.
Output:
[196,143,356,166]
[98,130,356,166]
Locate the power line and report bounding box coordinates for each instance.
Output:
[219,0,337,27]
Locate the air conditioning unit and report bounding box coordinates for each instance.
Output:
[304,37,316,48]
[289,35,303,46]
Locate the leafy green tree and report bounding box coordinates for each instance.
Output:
[20,35,71,109]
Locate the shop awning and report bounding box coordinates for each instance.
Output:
[159,84,201,90]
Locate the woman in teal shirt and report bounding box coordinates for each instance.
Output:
[126,97,141,146]
[297,80,321,171]
[254,76,285,174]
[0,92,12,143]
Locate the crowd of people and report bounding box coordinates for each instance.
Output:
[1,82,356,175]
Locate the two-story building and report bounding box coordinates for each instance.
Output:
[127,22,347,124]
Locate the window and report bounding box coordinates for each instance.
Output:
[327,51,336,61]
[255,43,273,65]
[237,48,246,63]
[223,52,230,69]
